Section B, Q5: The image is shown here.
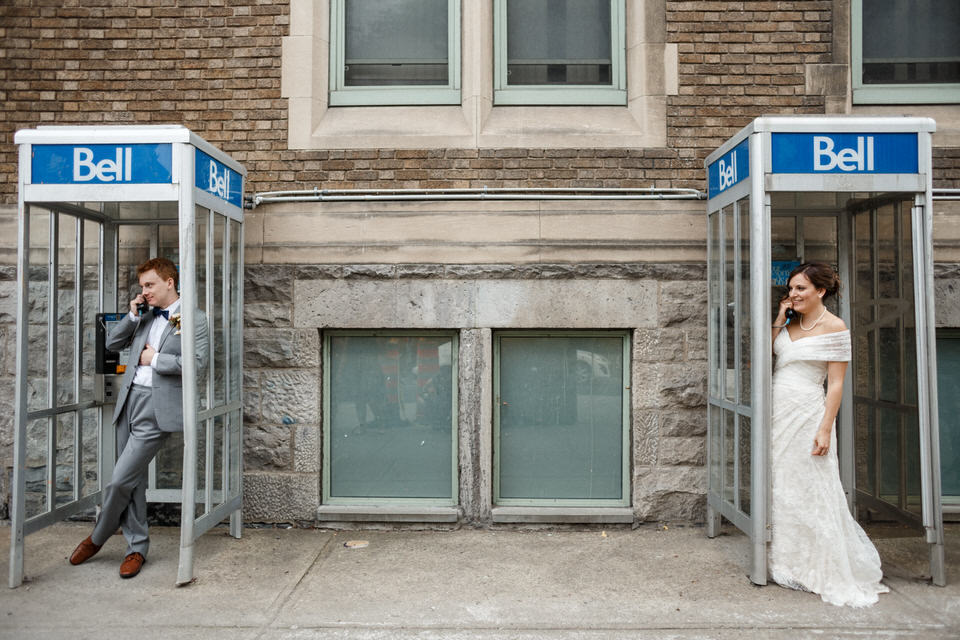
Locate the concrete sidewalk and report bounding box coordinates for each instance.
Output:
[1,522,958,639]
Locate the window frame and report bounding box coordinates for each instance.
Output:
[322,330,460,506]
[852,0,960,105]
[328,0,462,106]
[493,330,631,507]
[493,0,627,106]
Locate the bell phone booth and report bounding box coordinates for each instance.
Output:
[9,126,245,587]
[705,116,945,587]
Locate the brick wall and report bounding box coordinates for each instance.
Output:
[2,1,956,204]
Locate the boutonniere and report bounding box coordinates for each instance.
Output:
[169,313,182,335]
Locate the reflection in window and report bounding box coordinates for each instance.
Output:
[496,334,627,503]
[327,334,457,501]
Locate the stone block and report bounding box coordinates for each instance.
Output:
[0,281,16,324]
[294,278,660,330]
[295,264,343,280]
[659,436,705,466]
[341,264,397,279]
[935,278,960,328]
[685,329,708,362]
[243,387,261,425]
[243,423,292,470]
[245,264,295,304]
[805,63,847,97]
[633,328,685,363]
[633,411,658,466]
[475,279,657,328]
[245,328,317,369]
[659,363,706,408]
[0,379,14,449]
[260,370,319,427]
[0,326,11,377]
[633,465,707,522]
[658,280,708,328]
[294,423,320,473]
[659,408,707,437]
[242,471,319,522]
[630,363,661,409]
[245,302,291,328]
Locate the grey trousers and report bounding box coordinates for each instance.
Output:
[91,384,169,557]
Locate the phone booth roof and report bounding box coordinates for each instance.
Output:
[15,125,245,218]
[705,116,936,202]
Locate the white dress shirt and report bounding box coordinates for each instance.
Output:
[131,298,181,387]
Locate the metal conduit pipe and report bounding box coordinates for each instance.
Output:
[933,188,960,201]
[247,186,706,208]
[248,186,960,207]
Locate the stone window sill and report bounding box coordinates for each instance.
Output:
[316,505,460,523]
[491,506,634,524]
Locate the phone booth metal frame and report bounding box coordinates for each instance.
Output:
[9,125,245,587]
[704,116,945,587]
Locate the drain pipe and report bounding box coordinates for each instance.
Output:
[247,186,706,208]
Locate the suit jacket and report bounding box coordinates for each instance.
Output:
[106,306,209,432]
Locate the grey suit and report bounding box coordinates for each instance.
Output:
[92,307,208,557]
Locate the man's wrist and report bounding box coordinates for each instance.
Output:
[150,353,159,368]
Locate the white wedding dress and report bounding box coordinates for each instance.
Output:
[769,329,889,607]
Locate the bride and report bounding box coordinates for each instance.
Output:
[769,262,889,607]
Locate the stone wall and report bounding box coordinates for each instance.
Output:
[0,266,15,519]
[240,262,708,524]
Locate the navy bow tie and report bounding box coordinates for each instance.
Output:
[152,308,169,319]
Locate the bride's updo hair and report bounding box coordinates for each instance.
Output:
[788,262,841,300]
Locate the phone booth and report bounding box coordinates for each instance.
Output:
[704,116,945,586]
[9,126,245,587]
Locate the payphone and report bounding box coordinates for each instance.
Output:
[95,312,127,404]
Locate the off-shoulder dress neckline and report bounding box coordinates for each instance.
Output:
[784,328,850,344]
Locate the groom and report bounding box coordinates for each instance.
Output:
[69,257,207,578]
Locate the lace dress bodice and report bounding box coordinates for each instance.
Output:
[768,328,888,607]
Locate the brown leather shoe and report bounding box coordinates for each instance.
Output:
[119,552,145,579]
[69,536,102,566]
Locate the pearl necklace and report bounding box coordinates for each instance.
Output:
[800,306,827,331]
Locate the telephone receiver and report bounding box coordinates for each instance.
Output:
[785,308,798,321]
[136,301,150,316]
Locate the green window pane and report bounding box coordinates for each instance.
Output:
[344,0,449,86]
[328,335,456,500]
[506,0,611,86]
[497,335,626,502]
[937,333,960,498]
[862,0,960,85]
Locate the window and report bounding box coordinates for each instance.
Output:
[853,0,960,104]
[494,0,626,105]
[284,0,672,149]
[323,332,458,504]
[494,332,630,506]
[329,0,461,106]
[936,330,960,506]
